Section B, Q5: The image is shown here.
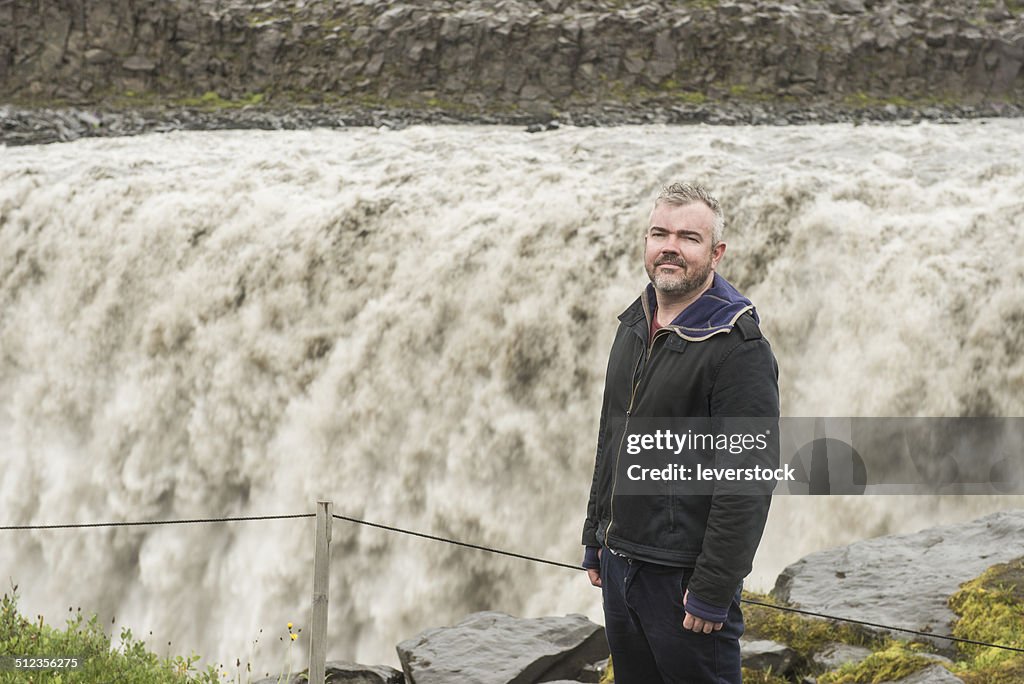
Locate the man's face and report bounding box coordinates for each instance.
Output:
[644,201,726,298]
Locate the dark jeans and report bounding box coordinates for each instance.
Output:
[600,550,745,684]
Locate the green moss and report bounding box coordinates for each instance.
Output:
[603,76,710,105]
[817,642,936,684]
[175,90,265,109]
[319,16,348,31]
[741,667,790,684]
[743,591,884,656]
[674,91,707,104]
[843,91,914,108]
[958,660,1024,684]
[948,557,1024,684]
[246,11,292,27]
[978,0,1023,14]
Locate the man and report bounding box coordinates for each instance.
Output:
[581,183,780,684]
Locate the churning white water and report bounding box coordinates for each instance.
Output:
[1,121,1023,672]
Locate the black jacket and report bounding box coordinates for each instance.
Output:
[582,275,780,610]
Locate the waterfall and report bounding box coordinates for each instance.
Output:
[2,121,1022,670]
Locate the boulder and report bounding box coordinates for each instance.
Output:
[397,611,608,684]
[880,664,964,683]
[84,48,112,65]
[122,55,157,72]
[811,641,873,670]
[740,638,798,674]
[773,510,1024,653]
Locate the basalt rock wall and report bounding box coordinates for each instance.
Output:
[1,0,1022,109]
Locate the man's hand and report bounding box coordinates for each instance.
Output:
[682,589,723,634]
[587,548,603,587]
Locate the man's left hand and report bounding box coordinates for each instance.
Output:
[682,589,724,634]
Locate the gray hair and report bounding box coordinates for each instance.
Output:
[654,182,725,245]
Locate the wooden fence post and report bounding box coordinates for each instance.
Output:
[309,501,332,683]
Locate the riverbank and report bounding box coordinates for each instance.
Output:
[3,98,1023,146]
[3,0,1022,145]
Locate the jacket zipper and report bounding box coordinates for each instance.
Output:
[605,326,673,549]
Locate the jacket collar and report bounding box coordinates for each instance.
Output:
[618,273,757,343]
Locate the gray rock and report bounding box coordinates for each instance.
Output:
[84,48,112,65]
[773,510,1024,653]
[252,660,403,684]
[812,641,873,670]
[740,638,798,674]
[122,55,157,72]
[577,657,609,683]
[984,3,1013,22]
[880,663,964,683]
[829,0,867,13]
[2,0,1023,124]
[396,611,608,684]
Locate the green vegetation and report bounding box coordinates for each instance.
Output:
[36,88,270,111]
[977,0,1023,14]
[0,588,308,683]
[840,87,1018,110]
[246,12,290,27]
[817,642,936,684]
[948,557,1024,684]
[0,588,218,683]
[174,91,266,109]
[674,91,708,105]
[842,91,914,108]
[743,591,885,656]
[604,77,708,105]
[737,564,1024,684]
[740,668,789,684]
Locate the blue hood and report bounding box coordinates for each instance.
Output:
[645,273,758,342]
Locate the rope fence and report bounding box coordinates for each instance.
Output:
[0,513,313,530]
[3,506,1022,661]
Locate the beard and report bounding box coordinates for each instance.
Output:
[646,254,714,297]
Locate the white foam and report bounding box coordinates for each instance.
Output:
[1,122,1022,670]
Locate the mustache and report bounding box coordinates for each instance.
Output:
[655,256,687,267]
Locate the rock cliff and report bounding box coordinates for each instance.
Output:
[2,0,1022,112]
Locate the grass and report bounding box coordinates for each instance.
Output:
[0,587,304,684]
[0,587,218,683]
